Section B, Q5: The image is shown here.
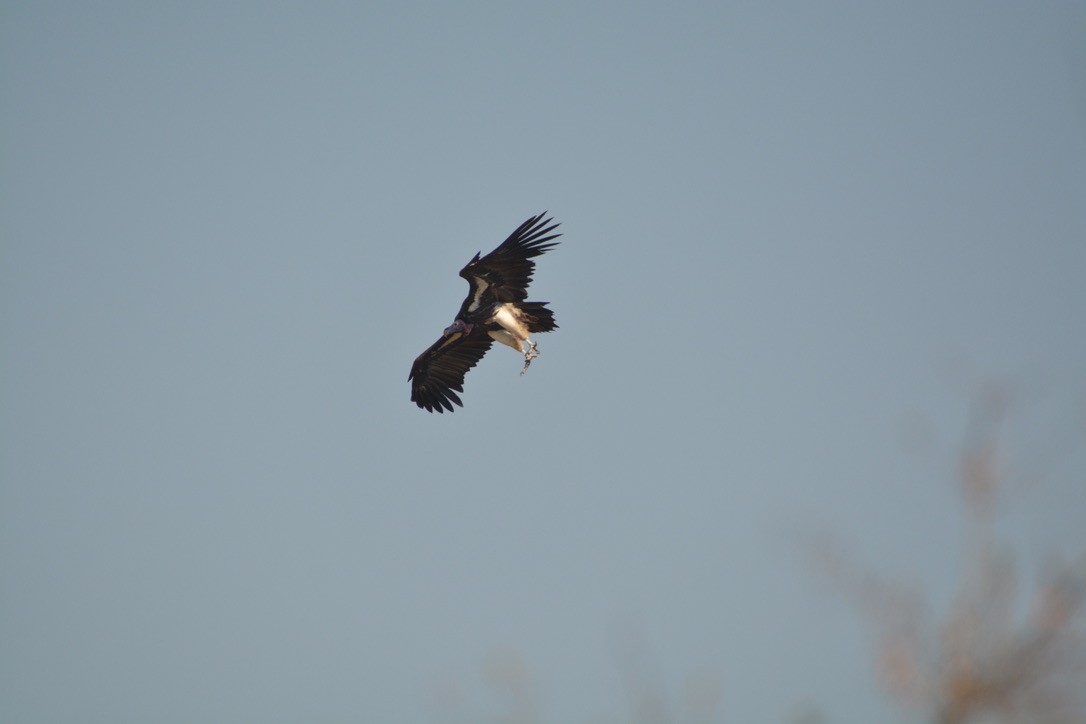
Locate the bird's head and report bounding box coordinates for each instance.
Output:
[443,319,473,337]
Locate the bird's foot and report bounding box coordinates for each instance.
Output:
[520,343,540,375]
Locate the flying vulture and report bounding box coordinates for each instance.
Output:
[409,212,562,413]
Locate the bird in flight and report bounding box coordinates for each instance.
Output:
[409,212,562,413]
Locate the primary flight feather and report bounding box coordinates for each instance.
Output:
[409,212,561,413]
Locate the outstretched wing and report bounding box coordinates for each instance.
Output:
[459,212,561,305]
[409,328,494,413]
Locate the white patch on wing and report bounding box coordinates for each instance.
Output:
[466,278,488,313]
[436,332,462,350]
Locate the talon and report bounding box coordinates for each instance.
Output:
[520,343,540,375]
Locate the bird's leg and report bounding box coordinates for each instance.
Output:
[520,340,540,375]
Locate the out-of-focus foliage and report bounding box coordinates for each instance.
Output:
[810,380,1086,724]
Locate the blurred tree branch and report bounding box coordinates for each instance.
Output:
[807,377,1086,724]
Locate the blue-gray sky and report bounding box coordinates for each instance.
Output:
[2,2,1084,722]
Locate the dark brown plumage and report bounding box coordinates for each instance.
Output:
[409,213,561,413]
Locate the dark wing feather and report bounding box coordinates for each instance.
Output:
[409,328,494,413]
[459,212,561,303]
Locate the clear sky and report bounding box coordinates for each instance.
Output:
[2,2,1084,722]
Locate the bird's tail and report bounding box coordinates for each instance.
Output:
[519,302,558,333]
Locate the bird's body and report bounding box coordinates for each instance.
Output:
[409,213,561,413]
